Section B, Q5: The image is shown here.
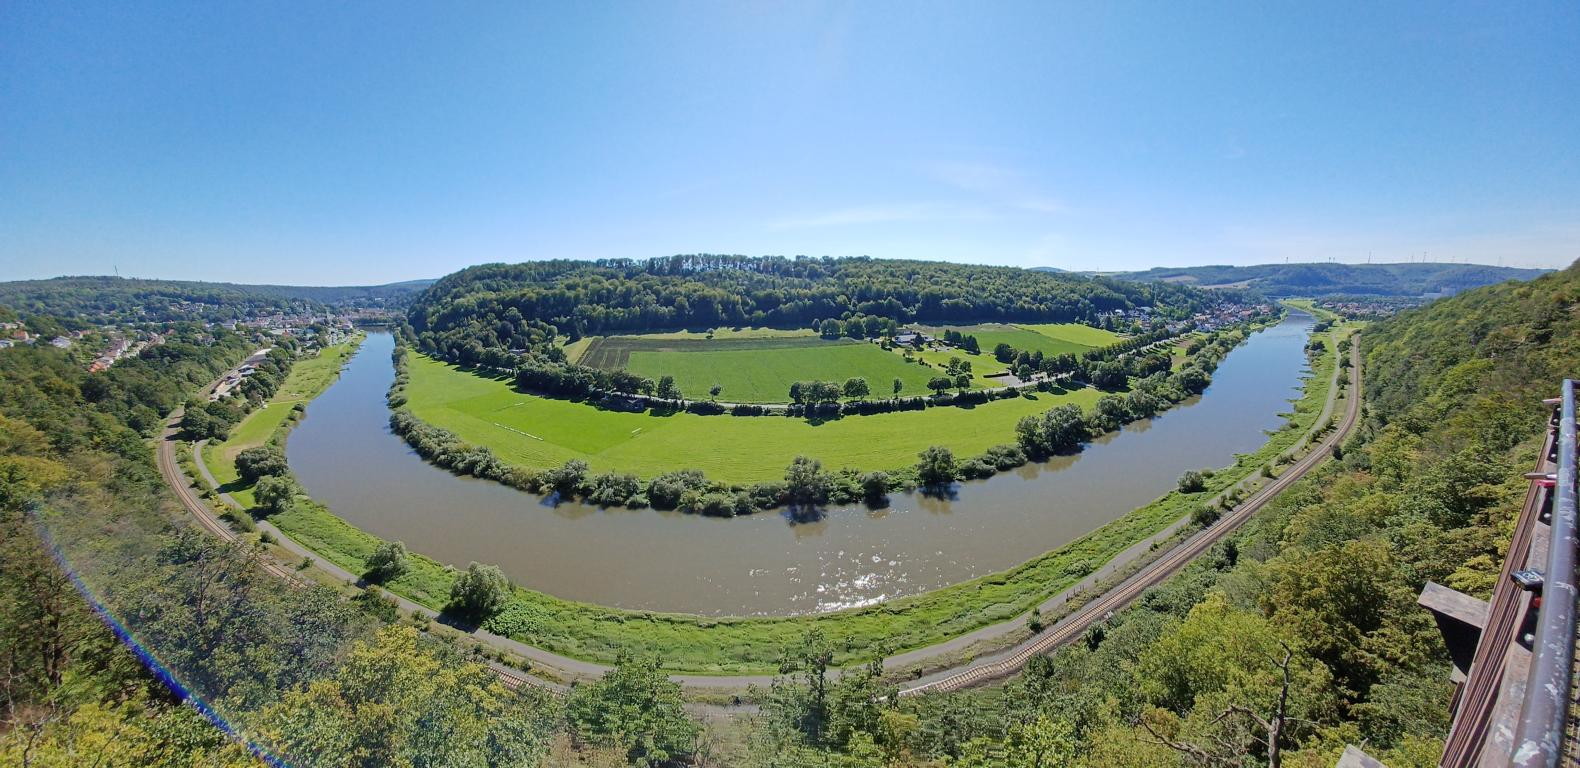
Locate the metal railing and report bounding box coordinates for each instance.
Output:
[1513,379,1578,768]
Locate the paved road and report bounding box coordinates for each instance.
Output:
[164,331,1360,695]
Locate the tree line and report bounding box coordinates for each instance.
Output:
[406,255,1230,367]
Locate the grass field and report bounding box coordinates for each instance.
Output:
[405,353,1101,483]
[265,319,1352,674]
[579,334,834,370]
[202,336,363,506]
[917,322,1123,359]
[577,335,949,402]
[628,342,944,402]
[568,323,1117,403]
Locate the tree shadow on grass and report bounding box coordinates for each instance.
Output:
[433,609,484,634]
[216,478,252,496]
[453,363,514,383]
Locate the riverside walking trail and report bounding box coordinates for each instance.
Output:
[160,332,1362,698]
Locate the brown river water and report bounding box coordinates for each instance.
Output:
[288,314,1313,616]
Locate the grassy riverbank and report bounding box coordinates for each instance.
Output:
[201,335,363,506]
[260,319,1352,674]
[402,354,1103,483]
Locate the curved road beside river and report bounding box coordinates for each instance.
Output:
[897,336,1363,695]
[163,332,1361,695]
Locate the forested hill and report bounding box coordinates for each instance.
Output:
[1362,259,1580,426]
[408,255,1225,349]
[1115,261,1547,297]
[0,276,435,324]
[860,265,1580,767]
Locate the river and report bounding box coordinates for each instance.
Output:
[288,314,1314,616]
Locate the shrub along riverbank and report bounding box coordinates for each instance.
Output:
[254,316,1351,674]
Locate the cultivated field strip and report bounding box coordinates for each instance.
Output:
[580,334,850,370]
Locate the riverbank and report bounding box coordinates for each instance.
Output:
[237,315,1352,674]
[198,334,364,507]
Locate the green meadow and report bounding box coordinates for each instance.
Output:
[578,333,940,402]
[624,341,943,402]
[404,353,1102,483]
[918,322,1123,359]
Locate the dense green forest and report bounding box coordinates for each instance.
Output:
[0,322,584,765]
[406,256,1229,365]
[1116,261,1546,297]
[0,276,433,324]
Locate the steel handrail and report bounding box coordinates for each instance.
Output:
[1513,379,1578,767]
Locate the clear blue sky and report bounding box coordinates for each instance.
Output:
[2,1,1576,284]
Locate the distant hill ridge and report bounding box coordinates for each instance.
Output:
[0,275,435,303]
[1111,261,1547,297]
[0,275,438,324]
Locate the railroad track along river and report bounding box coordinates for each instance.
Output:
[897,337,1363,696]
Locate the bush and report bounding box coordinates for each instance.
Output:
[253,474,301,515]
[585,472,641,507]
[1177,470,1207,493]
[684,400,725,415]
[982,444,1027,469]
[364,540,411,583]
[647,470,708,510]
[544,460,589,497]
[860,471,890,504]
[957,459,996,480]
[1190,505,1221,527]
[448,562,511,621]
[353,588,402,623]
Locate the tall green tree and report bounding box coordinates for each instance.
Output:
[566,651,700,767]
[916,446,957,488]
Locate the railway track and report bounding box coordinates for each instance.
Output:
[899,337,1364,696]
[157,415,302,583]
